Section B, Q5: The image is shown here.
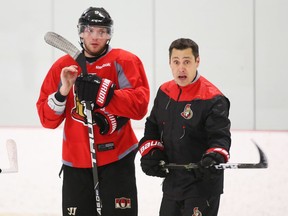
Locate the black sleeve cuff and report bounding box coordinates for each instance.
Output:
[55,91,67,102]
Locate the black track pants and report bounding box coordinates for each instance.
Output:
[62,151,138,216]
[159,195,220,216]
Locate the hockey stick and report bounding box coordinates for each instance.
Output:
[44,32,102,215]
[160,140,268,170]
[0,139,18,174]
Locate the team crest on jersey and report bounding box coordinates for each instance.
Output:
[192,207,202,216]
[71,88,97,125]
[181,104,193,119]
[115,197,131,209]
[71,95,88,124]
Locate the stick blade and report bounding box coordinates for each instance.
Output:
[0,139,18,173]
[44,31,87,75]
[44,31,81,60]
[250,139,268,168]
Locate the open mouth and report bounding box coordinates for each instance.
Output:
[178,75,187,79]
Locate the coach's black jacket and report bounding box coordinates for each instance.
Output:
[144,74,231,200]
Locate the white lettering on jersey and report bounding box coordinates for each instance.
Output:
[67,207,77,215]
[96,63,111,69]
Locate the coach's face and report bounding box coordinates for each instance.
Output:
[169,48,199,87]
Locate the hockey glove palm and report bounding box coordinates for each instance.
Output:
[75,74,115,108]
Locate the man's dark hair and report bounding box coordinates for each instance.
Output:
[169,38,199,60]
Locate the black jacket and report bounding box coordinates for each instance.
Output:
[144,74,231,199]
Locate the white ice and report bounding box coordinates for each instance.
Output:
[0,127,288,216]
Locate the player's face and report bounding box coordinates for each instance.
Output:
[169,48,200,87]
[80,26,111,57]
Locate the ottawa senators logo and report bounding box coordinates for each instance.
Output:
[181,104,193,119]
[71,95,87,124]
[71,92,98,125]
[192,207,202,216]
[115,197,131,209]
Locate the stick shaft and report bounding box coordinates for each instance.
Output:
[161,141,268,170]
[86,103,101,215]
[163,162,267,170]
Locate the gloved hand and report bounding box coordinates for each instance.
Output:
[197,152,225,181]
[140,149,168,177]
[75,74,115,108]
[139,138,167,177]
[93,108,129,135]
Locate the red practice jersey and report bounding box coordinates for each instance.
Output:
[36,47,150,167]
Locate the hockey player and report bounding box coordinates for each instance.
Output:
[138,38,231,216]
[36,7,149,216]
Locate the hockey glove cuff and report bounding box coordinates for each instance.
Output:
[47,92,66,114]
[139,138,167,178]
[93,108,129,135]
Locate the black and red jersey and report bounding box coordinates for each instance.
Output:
[145,74,231,199]
[36,47,150,167]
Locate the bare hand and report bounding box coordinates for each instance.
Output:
[59,65,79,96]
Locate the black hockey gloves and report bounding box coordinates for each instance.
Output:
[141,149,168,178]
[75,74,115,109]
[93,108,129,135]
[197,152,225,181]
[139,138,167,178]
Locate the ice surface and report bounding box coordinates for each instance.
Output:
[0,127,287,215]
